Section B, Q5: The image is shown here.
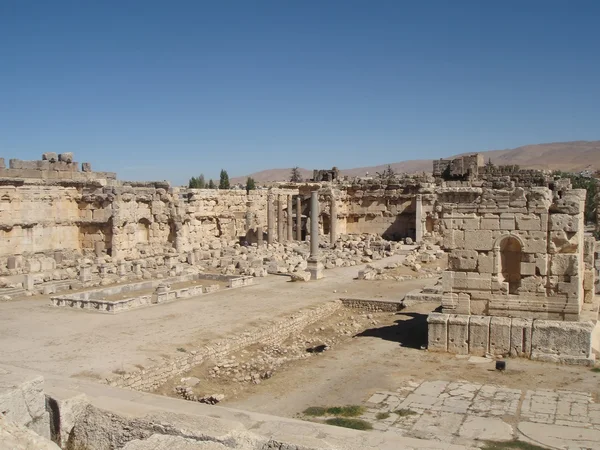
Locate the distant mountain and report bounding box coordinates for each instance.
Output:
[231,141,600,183]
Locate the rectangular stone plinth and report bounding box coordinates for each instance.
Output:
[427,313,449,352]
[307,259,324,280]
[531,320,596,366]
[426,313,595,366]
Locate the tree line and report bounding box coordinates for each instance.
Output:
[188,169,257,193]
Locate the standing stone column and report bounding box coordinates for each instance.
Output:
[257,223,263,246]
[307,191,324,280]
[296,196,302,241]
[287,195,293,242]
[415,194,423,243]
[267,194,274,245]
[277,194,284,242]
[330,192,337,246]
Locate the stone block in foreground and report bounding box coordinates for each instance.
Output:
[427,313,596,366]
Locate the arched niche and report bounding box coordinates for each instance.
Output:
[136,218,151,244]
[495,235,523,294]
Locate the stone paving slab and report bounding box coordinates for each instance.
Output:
[360,378,600,447]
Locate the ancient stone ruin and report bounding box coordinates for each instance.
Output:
[0,152,599,449]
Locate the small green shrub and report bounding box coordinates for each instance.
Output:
[326,405,364,417]
[591,367,600,373]
[394,409,417,417]
[325,418,373,430]
[376,412,390,420]
[303,406,327,416]
[176,347,187,353]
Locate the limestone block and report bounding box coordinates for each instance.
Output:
[442,271,453,292]
[0,415,60,450]
[527,187,552,210]
[455,292,471,314]
[509,318,532,357]
[468,315,490,356]
[550,254,579,276]
[477,252,493,273]
[0,375,46,428]
[463,230,493,251]
[441,293,457,312]
[442,229,465,250]
[500,213,516,230]
[583,237,595,267]
[452,272,492,291]
[42,152,58,162]
[58,152,74,163]
[521,262,536,276]
[461,217,480,230]
[519,275,545,294]
[557,278,579,296]
[427,313,449,352]
[489,316,511,356]
[535,255,548,276]
[549,213,579,233]
[549,230,578,254]
[447,314,469,355]
[448,250,478,271]
[531,320,594,364]
[516,214,541,231]
[584,289,593,304]
[481,215,500,230]
[518,231,548,254]
[583,269,594,290]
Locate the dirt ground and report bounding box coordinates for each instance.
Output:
[0,254,433,380]
[224,301,600,418]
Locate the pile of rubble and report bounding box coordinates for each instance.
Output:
[0,234,405,300]
[357,244,446,281]
[172,311,382,403]
[220,234,405,280]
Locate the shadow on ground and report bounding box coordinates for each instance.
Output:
[354,312,428,349]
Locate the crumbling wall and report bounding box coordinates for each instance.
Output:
[338,184,418,240]
[438,186,587,321]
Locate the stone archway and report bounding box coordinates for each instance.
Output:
[499,236,522,294]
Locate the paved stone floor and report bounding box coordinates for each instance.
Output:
[362,379,600,448]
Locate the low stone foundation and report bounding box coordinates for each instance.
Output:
[106,300,343,391]
[50,273,253,314]
[427,313,596,366]
[340,297,403,312]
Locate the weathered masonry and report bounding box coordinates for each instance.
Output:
[427,184,598,364]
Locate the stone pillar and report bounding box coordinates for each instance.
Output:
[307,191,324,280]
[277,194,284,242]
[287,195,293,242]
[118,260,127,276]
[79,266,92,283]
[267,194,274,245]
[296,196,302,241]
[330,192,337,246]
[24,274,34,291]
[257,224,263,246]
[415,194,423,243]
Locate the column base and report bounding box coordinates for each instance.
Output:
[307,258,324,280]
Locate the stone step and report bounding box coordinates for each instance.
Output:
[403,289,442,305]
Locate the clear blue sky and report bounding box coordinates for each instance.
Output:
[1,1,599,185]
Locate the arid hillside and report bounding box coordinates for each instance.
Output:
[231,141,600,183]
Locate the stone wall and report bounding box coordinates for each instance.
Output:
[339,297,403,312]
[0,180,297,277]
[2,153,116,182]
[427,313,595,365]
[437,186,587,321]
[334,183,420,240]
[106,300,342,391]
